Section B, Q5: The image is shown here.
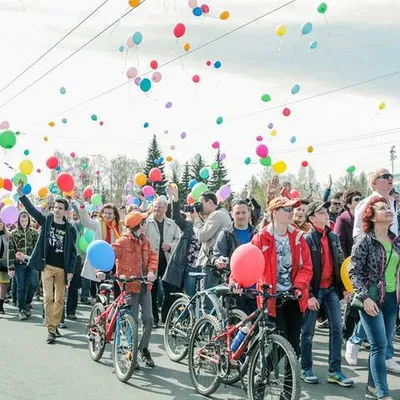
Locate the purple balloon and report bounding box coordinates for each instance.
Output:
[268,122,273,129]
[219,185,231,200]
[180,132,187,139]
[219,153,226,161]
[134,77,142,86]
[125,194,134,205]
[165,102,172,109]
[0,205,19,225]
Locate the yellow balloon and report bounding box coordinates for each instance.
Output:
[134,173,147,187]
[272,161,287,174]
[276,25,286,36]
[379,102,386,110]
[48,121,55,127]
[19,159,34,175]
[128,0,140,7]
[43,136,49,142]
[38,187,49,198]
[270,129,278,137]
[307,146,314,153]
[166,156,173,162]
[63,190,75,197]
[183,43,190,52]
[3,198,13,205]
[220,11,230,20]
[0,178,3,189]
[340,257,354,293]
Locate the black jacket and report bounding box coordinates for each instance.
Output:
[19,195,77,274]
[305,227,345,299]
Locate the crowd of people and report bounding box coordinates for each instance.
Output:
[1,168,400,400]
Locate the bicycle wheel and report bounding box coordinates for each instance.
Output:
[164,297,194,362]
[188,315,223,396]
[248,333,301,400]
[113,312,138,383]
[87,303,106,362]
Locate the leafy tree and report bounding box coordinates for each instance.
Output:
[143,134,167,195]
[208,149,230,192]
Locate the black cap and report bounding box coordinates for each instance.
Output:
[305,201,331,222]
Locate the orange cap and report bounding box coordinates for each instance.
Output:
[267,196,301,212]
[125,211,148,228]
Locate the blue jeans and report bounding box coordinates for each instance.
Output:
[359,292,398,399]
[15,264,37,312]
[301,287,343,372]
[182,266,199,297]
[81,277,90,300]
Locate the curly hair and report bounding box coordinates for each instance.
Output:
[99,203,121,225]
[343,189,361,207]
[362,196,388,233]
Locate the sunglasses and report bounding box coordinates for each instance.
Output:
[280,206,294,213]
[353,197,362,202]
[377,173,393,180]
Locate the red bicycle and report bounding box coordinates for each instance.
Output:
[87,275,150,383]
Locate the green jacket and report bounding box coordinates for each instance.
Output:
[8,227,39,270]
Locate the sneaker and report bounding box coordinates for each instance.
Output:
[152,322,159,329]
[327,371,354,387]
[46,332,56,344]
[140,349,155,368]
[67,314,77,320]
[25,309,32,318]
[81,298,91,305]
[317,319,330,329]
[35,294,40,301]
[58,322,67,329]
[19,311,28,321]
[55,328,62,338]
[301,369,319,384]
[365,386,377,399]
[345,341,360,366]
[386,358,400,373]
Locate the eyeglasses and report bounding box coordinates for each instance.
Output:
[377,173,393,180]
[353,197,362,202]
[280,206,293,213]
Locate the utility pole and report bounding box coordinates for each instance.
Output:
[390,146,397,175]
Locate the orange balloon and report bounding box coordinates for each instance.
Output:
[63,190,75,197]
[43,136,49,142]
[183,43,190,52]
[48,121,55,127]
[220,11,230,20]
[38,187,49,198]
[0,177,3,189]
[166,156,173,162]
[129,0,140,7]
[134,173,147,187]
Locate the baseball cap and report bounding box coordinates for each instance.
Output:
[305,201,331,222]
[125,211,148,229]
[267,196,301,212]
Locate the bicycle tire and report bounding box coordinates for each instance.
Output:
[113,312,138,383]
[164,297,194,362]
[247,333,301,400]
[87,302,106,362]
[188,314,223,396]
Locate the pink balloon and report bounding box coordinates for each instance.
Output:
[188,0,197,9]
[143,185,155,197]
[216,190,223,204]
[0,205,19,225]
[126,67,138,79]
[173,23,186,39]
[70,152,76,158]
[256,135,263,142]
[256,144,268,158]
[151,71,162,83]
[0,121,9,130]
[212,141,220,149]
[126,194,134,205]
[231,244,265,287]
[126,36,135,48]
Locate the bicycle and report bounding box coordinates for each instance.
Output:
[87,275,150,383]
[188,285,302,399]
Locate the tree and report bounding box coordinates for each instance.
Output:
[143,134,167,195]
[178,162,191,205]
[191,154,206,183]
[208,149,230,192]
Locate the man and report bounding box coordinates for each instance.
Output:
[211,199,257,314]
[328,193,342,225]
[193,191,231,289]
[293,199,311,233]
[301,201,354,387]
[146,197,180,327]
[17,182,77,344]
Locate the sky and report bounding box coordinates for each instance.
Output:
[1,0,400,199]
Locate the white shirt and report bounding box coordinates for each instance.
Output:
[353,191,398,238]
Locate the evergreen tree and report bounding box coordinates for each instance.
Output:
[191,154,206,183]
[208,149,229,192]
[179,162,191,205]
[143,134,167,195]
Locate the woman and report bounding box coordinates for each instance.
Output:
[0,219,9,314]
[349,196,400,400]
[293,199,311,233]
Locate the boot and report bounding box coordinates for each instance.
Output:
[0,299,5,314]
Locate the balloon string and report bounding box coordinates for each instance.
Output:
[276,38,282,59]
[136,47,139,67]
[290,38,300,62]
[324,15,331,36]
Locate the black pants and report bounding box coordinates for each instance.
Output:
[151,278,160,324]
[343,302,359,341]
[161,281,180,323]
[236,295,258,316]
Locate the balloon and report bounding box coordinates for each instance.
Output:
[199,167,209,180]
[216,116,223,125]
[150,60,158,70]
[78,236,89,252]
[48,121,55,127]
[219,185,231,200]
[151,71,162,83]
[211,161,218,171]
[38,187,48,198]
[276,25,286,36]
[0,130,17,149]
[0,178,3,189]
[12,172,27,186]
[193,6,202,16]
[173,23,186,38]
[84,228,95,243]
[91,194,102,207]
[62,118,67,124]
[43,136,49,142]
[282,107,291,117]
[256,136,263,142]
[188,179,197,190]
[272,161,287,174]
[125,194,134,205]
[290,136,296,144]
[19,159,34,175]
[201,4,209,13]
[165,102,172,109]
[192,74,200,83]
[291,84,300,95]
[309,40,318,50]
[56,173,74,192]
[144,122,149,128]
[91,114,98,121]
[184,43,191,52]
[379,102,386,110]
[256,144,268,158]
[270,130,278,137]
[48,181,59,194]
[0,121,9,130]
[301,161,309,167]
[126,36,134,48]
[260,156,272,167]
[301,22,313,35]
[118,45,125,52]
[63,190,75,198]
[220,11,230,20]
[180,132,187,139]
[188,0,197,8]
[22,184,32,195]
[291,190,301,199]
[132,31,143,45]
[187,193,195,205]
[307,146,314,153]
[140,78,152,92]
[170,145,175,151]
[192,182,208,201]
[268,122,274,129]
[347,165,356,174]
[206,60,211,66]
[149,168,162,182]
[23,149,29,156]
[87,240,115,272]
[166,156,173,162]
[134,77,141,86]
[317,2,328,14]
[3,178,12,191]
[244,157,251,165]
[143,185,155,197]
[126,67,138,79]
[0,205,19,225]
[261,94,271,102]
[230,243,264,287]
[219,153,226,161]
[129,0,140,7]
[83,186,94,199]
[214,61,222,69]
[60,87,66,95]
[212,141,220,149]
[340,257,354,293]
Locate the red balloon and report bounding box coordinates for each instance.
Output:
[149,167,162,182]
[201,4,209,13]
[46,156,59,170]
[150,60,158,70]
[56,173,75,192]
[282,107,291,117]
[230,244,265,287]
[36,169,41,173]
[206,60,211,66]
[173,23,186,38]
[3,178,12,191]
[301,161,309,167]
[291,189,301,199]
[192,74,200,83]
[99,121,104,126]
[83,186,94,199]
[187,193,195,205]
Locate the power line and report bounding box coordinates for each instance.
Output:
[0,0,111,96]
[0,0,147,110]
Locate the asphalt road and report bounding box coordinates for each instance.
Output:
[1,300,400,400]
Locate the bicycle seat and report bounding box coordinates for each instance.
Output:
[189,272,207,278]
[99,283,113,292]
[214,284,231,296]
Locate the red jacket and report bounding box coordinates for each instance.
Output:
[251,224,313,317]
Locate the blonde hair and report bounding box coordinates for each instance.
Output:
[368,168,389,190]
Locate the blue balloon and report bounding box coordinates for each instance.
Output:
[214,61,222,69]
[143,122,149,128]
[22,184,32,195]
[87,240,115,272]
[290,136,297,144]
[132,31,143,45]
[301,22,313,35]
[133,197,141,206]
[118,45,125,52]
[291,84,300,95]
[146,195,155,201]
[309,40,318,50]
[158,157,164,163]
[193,7,203,16]
[140,78,152,93]
[62,118,67,124]
[188,179,197,190]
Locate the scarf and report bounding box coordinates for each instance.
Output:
[101,220,121,244]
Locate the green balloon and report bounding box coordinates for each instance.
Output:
[91,114,98,121]
[216,117,223,125]
[317,2,328,13]
[82,163,89,170]
[211,161,218,170]
[91,193,102,206]
[245,157,251,165]
[260,156,272,167]
[12,172,27,186]
[78,236,89,252]
[192,182,209,202]
[346,165,356,174]
[84,228,95,243]
[199,167,209,179]
[0,130,17,149]
[261,94,271,103]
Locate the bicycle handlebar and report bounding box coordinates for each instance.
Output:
[103,275,152,285]
[231,285,302,300]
